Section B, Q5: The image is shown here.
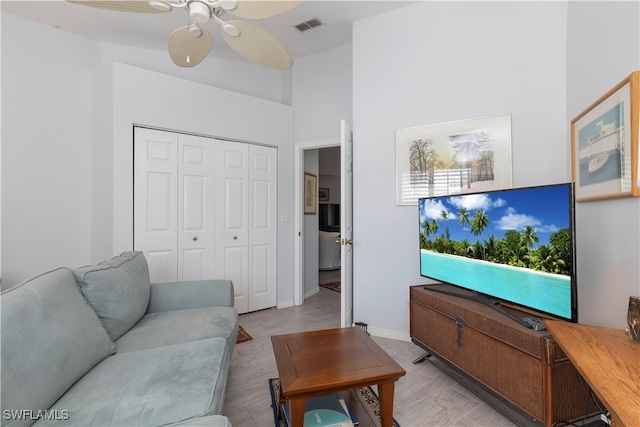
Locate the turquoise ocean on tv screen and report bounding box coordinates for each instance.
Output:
[421,250,572,320]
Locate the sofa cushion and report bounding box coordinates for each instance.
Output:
[35,338,231,427]
[1,268,116,427]
[73,251,150,340]
[115,306,239,354]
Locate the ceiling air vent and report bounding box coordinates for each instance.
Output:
[294,17,324,32]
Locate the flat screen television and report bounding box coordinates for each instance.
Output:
[320,204,340,228]
[418,183,577,323]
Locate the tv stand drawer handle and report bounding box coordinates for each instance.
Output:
[456,316,465,348]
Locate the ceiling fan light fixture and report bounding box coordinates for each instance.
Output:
[188,24,203,38]
[222,23,241,37]
[218,0,238,12]
[148,1,172,12]
[189,1,211,24]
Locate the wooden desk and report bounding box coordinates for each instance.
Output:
[545,320,640,427]
[271,327,406,427]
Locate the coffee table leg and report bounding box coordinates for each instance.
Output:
[377,382,396,427]
[289,397,305,427]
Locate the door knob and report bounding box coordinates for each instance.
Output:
[192,237,198,241]
[345,239,353,245]
[335,239,341,245]
[233,236,238,240]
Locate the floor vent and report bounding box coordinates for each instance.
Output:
[294,17,324,32]
[355,322,369,335]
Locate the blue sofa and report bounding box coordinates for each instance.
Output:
[1,251,238,427]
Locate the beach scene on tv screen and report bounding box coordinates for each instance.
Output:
[419,185,573,320]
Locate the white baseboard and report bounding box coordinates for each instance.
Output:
[305,286,319,299]
[276,299,294,309]
[276,287,320,309]
[367,326,411,342]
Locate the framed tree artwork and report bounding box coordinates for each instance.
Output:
[396,114,513,205]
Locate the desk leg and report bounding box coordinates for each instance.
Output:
[377,382,396,427]
[289,397,305,427]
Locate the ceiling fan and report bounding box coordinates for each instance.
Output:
[66,0,302,69]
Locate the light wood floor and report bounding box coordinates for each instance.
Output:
[223,285,517,427]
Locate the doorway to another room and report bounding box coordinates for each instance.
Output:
[294,120,353,327]
[317,146,342,293]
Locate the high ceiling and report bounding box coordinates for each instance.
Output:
[2,0,419,65]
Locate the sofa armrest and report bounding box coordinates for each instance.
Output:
[146,279,234,314]
[166,415,231,427]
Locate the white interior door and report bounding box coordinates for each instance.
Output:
[216,141,250,313]
[177,134,216,281]
[134,128,179,283]
[247,145,277,311]
[340,120,354,327]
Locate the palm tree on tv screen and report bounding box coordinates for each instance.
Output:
[470,209,489,259]
[521,225,540,251]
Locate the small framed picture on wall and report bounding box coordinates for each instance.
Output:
[318,188,330,202]
[304,172,317,215]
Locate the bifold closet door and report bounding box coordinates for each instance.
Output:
[134,128,216,283]
[135,128,277,313]
[215,142,277,313]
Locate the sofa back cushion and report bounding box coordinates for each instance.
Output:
[73,251,151,341]
[1,268,116,427]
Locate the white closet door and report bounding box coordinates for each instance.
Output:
[216,141,250,313]
[134,128,179,283]
[135,129,277,313]
[248,145,277,311]
[177,134,217,281]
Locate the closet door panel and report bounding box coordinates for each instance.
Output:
[178,135,216,281]
[134,128,178,283]
[248,145,277,311]
[216,142,249,313]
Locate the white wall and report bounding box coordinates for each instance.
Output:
[352,1,569,339]
[319,175,341,206]
[1,13,294,293]
[99,43,288,104]
[293,44,353,143]
[566,1,640,328]
[2,13,100,285]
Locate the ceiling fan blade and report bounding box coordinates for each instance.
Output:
[168,26,214,67]
[222,20,292,70]
[226,0,302,20]
[66,0,170,13]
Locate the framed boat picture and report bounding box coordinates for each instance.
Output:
[571,71,640,202]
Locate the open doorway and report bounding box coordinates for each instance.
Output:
[293,139,339,306]
[294,121,353,327]
[317,147,341,290]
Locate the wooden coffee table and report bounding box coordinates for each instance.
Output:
[271,327,406,427]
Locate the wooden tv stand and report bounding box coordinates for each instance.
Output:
[410,284,598,427]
